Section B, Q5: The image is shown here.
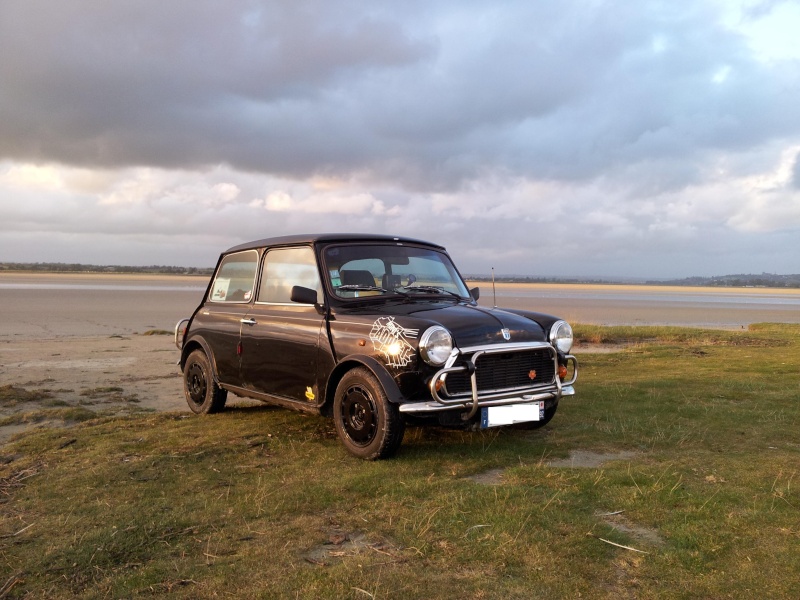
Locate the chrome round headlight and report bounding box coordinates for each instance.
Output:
[550,320,573,353]
[419,326,453,366]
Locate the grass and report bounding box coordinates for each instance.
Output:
[0,385,52,407]
[1,323,799,598]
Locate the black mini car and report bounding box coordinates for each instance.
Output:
[176,234,577,459]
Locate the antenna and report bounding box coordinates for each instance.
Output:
[492,267,497,308]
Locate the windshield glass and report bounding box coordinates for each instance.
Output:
[323,244,470,300]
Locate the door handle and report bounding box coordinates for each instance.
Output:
[240,318,257,325]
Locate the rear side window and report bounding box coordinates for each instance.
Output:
[209,250,258,303]
[258,246,321,304]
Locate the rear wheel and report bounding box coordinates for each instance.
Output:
[334,367,404,460]
[183,349,227,414]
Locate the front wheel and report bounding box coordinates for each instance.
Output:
[183,349,227,414]
[333,367,405,460]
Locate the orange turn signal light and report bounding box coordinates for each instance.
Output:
[558,365,568,380]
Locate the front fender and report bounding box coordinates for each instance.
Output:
[325,354,405,410]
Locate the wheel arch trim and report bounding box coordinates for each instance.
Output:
[324,354,404,413]
[181,336,221,384]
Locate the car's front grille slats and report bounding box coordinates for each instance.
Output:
[443,349,555,397]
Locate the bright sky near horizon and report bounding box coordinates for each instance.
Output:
[1,1,799,278]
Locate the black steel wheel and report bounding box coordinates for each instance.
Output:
[183,349,227,414]
[333,367,404,460]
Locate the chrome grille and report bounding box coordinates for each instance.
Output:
[443,348,555,397]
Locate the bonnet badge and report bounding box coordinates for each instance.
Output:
[501,328,511,341]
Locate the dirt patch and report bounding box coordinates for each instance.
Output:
[466,467,506,485]
[547,450,639,468]
[305,528,402,566]
[468,450,640,484]
[573,343,632,354]
[597,511,665,549]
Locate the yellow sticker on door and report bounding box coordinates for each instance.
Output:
[305,387,315,401]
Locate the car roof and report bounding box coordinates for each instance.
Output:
[224,233,446,254]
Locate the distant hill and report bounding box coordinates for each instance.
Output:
[2,263,799,289]
[0,262,213,276]
[646,273,800,288]
[466,273,800,288]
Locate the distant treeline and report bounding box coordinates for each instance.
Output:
[464,275,612,285]
[2,263,799,288]
[646,273,800,288]
[467,273,800,288]
[0,262,213,275]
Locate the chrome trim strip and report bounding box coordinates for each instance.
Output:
[399,393,558,414]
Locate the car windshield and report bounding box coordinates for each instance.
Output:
[323,244,471,300]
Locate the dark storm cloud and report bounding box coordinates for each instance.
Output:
[0,1,434,170]
[2,1,800,278]
[2,0,800,194]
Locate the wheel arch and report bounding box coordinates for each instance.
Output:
[322,355,404,417]
[180,336,219,381]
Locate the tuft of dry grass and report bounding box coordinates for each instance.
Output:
[0,385,52,407]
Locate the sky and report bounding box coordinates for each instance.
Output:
[1,1,800,279]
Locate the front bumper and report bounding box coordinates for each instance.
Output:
[398,341,578,417]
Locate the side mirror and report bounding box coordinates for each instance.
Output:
[290,285,318,305]
[470,287,480,301]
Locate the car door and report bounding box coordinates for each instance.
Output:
[197,249,259,386]
[239,246,326,403]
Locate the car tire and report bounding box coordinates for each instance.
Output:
[334,367,405,460]
[183,349,227,414]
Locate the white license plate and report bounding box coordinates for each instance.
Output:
[480,402,544,428]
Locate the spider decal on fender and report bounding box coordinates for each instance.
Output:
[369,316,418,367]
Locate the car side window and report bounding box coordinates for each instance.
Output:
[258,247,322,304]
[209,250,259,303]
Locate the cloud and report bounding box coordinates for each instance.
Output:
[251,189,394,216]
[793,150,800,189]
[1,1,800,277]
[3,1,799,193]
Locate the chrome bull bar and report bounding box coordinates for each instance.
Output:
[416,342,578,420]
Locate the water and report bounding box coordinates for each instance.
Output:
[478,283,800,328]
[2,273,799,337]
[0,282,205,292]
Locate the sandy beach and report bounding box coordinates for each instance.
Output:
[480,281,800,329]
[2,272,799,443]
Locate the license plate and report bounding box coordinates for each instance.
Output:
[480,402,544,428]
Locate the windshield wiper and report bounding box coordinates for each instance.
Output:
[337,284,388,293]
[399,285,462,299]
[338,284,411,298]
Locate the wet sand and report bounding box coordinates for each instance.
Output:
[0,272,207,338]
[2,272,798,442]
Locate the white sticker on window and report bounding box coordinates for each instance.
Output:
[211,278,230,301]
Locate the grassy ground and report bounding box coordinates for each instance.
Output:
[1,324,799,599]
